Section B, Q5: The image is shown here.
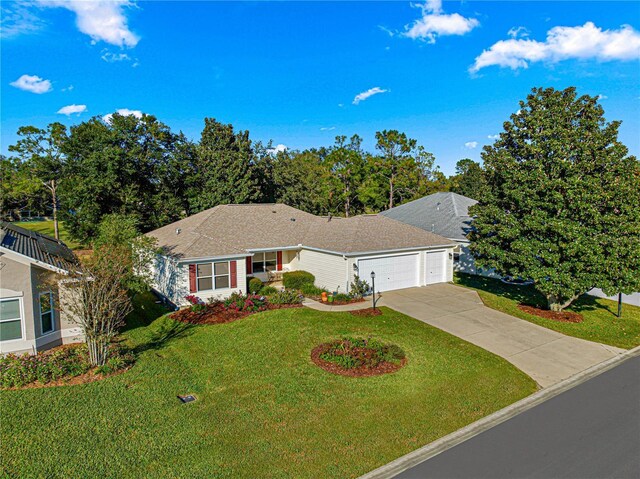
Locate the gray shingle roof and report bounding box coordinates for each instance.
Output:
[0,222,76,271]
[379,192,477,242]
[147,203,456,260]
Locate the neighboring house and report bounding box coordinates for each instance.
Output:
[146,203,457,306]
[380,192,494,276]
[0,223,82,355]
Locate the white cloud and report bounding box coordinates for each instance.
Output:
[267,144,288,155]
[102,108,143,123]
[597,94,608,100]
[464,141,478,149]
[508,26,529,39]
[1,3,45,38]
[10,74,52,93]
[38,0,139,47]
[487,134,499,139]
[378,25,395,37]
[101,49,131,62]
[337,103,344,108]
[320,126,336,131]
[62,84,74,92]
[403,0,479,43]
[471,22,640,73]
[57,104,87,115]
[353,87,388,105]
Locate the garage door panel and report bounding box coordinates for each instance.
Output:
[357,254,419,292]
[425,251,446,284]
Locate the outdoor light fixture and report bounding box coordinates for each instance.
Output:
[370,271,377,310]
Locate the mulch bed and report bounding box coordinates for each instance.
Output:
[309,296,366,306]
[311,343,407,377]
[350,308,383,317]
[518,304,584,323]
[172,303,302,325]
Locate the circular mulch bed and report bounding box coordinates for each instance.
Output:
[518,304,584,323]
[311,341,407,377]
[350,308,383,317]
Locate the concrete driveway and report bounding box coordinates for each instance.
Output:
[381,284,625,388]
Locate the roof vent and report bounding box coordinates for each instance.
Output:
[290,218,296,222]
[176,228,181,235]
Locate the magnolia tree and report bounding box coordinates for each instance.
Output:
[469,87,640,312]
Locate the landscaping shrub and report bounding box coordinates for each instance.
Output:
[248,277,264,294]
[185,295,206,312]
[259,285,278,295]
[300,283,327,297]
[268,290,304,305]
[0,344,134,388]
[334,293,352,303]
[283,271,315,290]
[319,337,405,370]
[349,275,370,299]
[223,292,267,312]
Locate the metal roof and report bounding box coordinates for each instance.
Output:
[0,222,76,271]
[380,192,477,242]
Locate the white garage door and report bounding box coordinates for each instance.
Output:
[357,254,419,292]
[425,251,446,284]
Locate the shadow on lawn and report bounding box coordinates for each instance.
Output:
[456,273,616,317]
[132,319,195,356]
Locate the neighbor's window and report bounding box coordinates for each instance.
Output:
[196,262,230,291]
[252,252,277,273]
[453,252,461,262]
[0,298,23,341]
[40,292,54,334]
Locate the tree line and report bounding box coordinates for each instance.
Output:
[1,115,483,241]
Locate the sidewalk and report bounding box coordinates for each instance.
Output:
[302,297,384,312]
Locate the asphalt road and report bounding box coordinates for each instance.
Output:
[396,356,640,479]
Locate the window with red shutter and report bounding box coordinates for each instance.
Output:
[188,264,197,292]
[230,260,237,288]
[276,251,283,271]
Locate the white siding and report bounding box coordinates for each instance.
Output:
[454,242,500,279]
[151,255,247,306]
[588,289,640,307]
[297,249,348,293]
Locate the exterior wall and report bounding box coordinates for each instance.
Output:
[152,255,248,307]
[298,249,349,293]
[0,255,74,355]
[454,241,501,279]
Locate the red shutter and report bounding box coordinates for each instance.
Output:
[246,256,253,275]
[276,251,283,271]
[230,260,237,288]
[188,264,197,293]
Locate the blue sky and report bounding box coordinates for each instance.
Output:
[2,1,639,175]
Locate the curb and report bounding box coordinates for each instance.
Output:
[359,345,640,479]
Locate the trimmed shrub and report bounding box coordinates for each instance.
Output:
[223,292,267,312]
[248,277,264,294]
[334,293,352,302]
[283,271,315,290]
[259,286,278,295]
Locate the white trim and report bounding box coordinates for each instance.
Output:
[0,296,26,343]
[39,291,55,335]
[0,246,69,275]
[177,254,247,265]
[345,244,456,258]
[246,246,300,253]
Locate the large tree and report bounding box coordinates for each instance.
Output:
[0,155,47,220]
[450,158,488,201]
[61,113,193,240]
[469,87,640,311]
[374,130,416,209]
[8,123,68,239]
[327,135,366,217]
[188,118,259,212]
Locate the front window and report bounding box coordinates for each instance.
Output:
[196,262,230,291]
[40,292,54,334]
[0,298,23,341]
[252,252,277,273]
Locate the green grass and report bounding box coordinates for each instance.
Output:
[0,302,536,478]
[455,273,640,350]
[13,220,84,250]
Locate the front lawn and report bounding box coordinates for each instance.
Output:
[0,306,536,478]
[455,273,640,350]
[14,220,85,250]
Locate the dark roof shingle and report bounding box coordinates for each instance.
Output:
[0,222,76,271]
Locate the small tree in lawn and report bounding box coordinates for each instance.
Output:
[61,245,133,366]
[469,87,640,312]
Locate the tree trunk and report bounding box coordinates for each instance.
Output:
[345,186,350,218]
[51,180,59,240]
[389,176,394,209]
[547,294,578,312]
[87,336,109,366]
